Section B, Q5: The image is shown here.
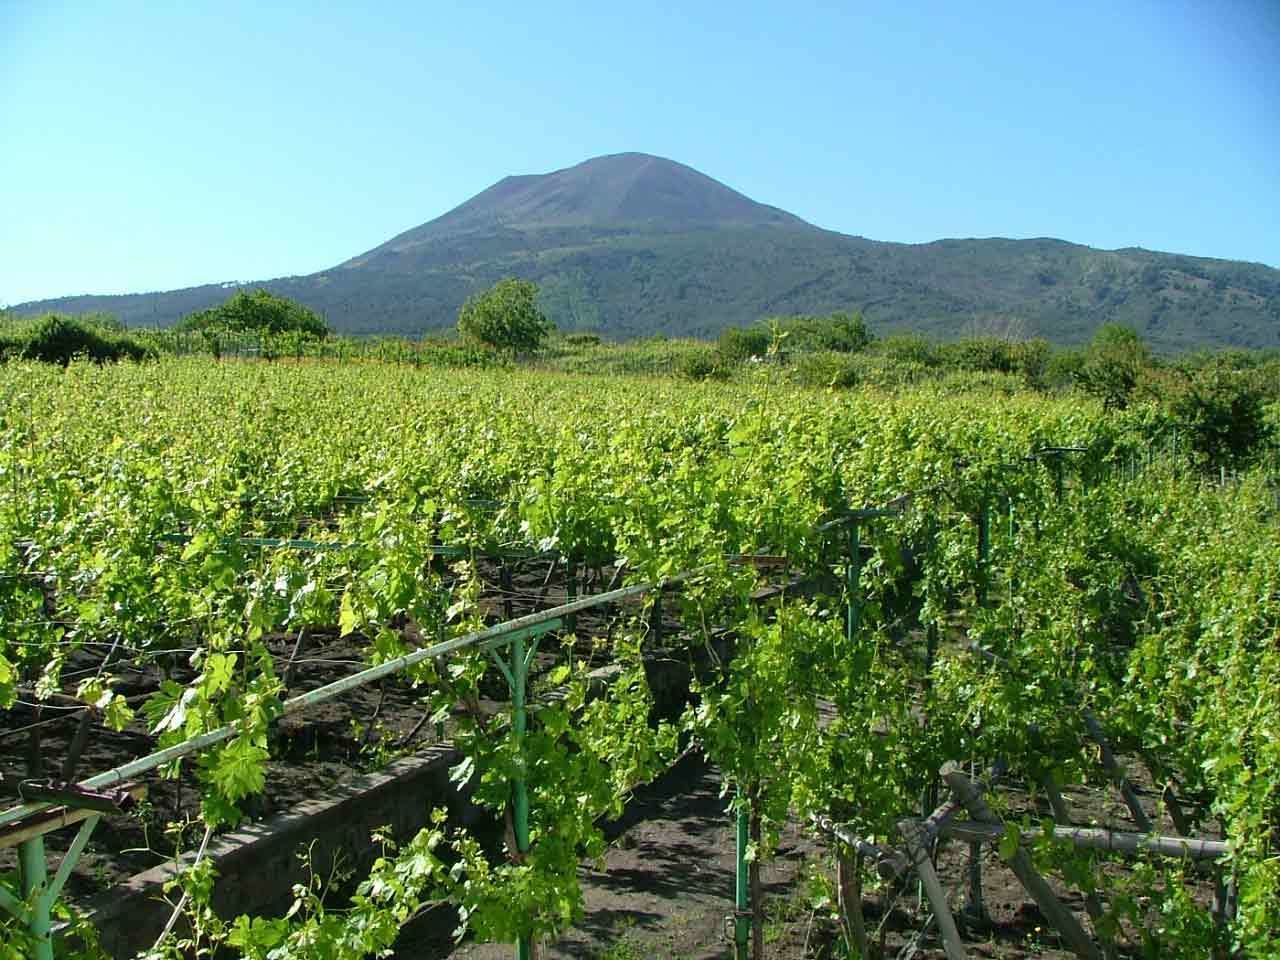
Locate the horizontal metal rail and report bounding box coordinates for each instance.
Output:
[156,533,557,562]
[0,568,703,831]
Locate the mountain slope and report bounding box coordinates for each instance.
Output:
[12,153,1280,350]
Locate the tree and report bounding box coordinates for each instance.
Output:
[1168,361,1274,473]
[177,290,329,339]
[1075,323,1151,411]
[456,279,552,355]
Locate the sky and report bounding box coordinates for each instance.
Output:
[2,0,1278,305]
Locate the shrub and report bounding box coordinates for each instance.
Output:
[790,351,861,389]
[720,311,872,362]
[775,311,873,353]
[875,333,937,368]
[940,337,1016,374]
[1044,349,1085,390]
[718,325,772,362]
[934,369,1024,396]
[677,347,726,381]
[1012,338,1052,390]
[417,339,503,369]
[0,313,154,366]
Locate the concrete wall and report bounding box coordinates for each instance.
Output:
[83,655,701,958]
[86,743,476,958]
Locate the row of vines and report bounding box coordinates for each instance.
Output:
[1,358,1276,958]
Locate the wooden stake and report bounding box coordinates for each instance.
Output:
[1083,712,1153,833]
[1041,774,1117,960]
[284,624,309,689]
[897,817,968,960]
[1160,782,1193,837]
[942,763,1100,960]
[837,848,871,959]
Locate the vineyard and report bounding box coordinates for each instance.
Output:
[0,358,1277,959]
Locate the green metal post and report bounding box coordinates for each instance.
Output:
[484,626,556,960]
[1053,458,1065,502]
[565,558,578,635]
[976,500,990,608]
[734,786,750,960]
[1007,498,1016,604]
[18,837,52,960]
[921,618,940,826]
[511,630,532,960]
[846,521,861,644]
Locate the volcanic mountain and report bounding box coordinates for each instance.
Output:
[12,153,1280,349]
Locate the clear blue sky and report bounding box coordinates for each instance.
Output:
[2,0,1277,305]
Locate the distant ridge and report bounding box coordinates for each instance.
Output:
[11,153,1280,350]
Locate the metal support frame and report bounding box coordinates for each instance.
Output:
[487,619,560,960]
[1026,446,1087,503]
[2,815,102,960]
[11,453,1116,958]
[1005,497,1017,602]
[0,572,700,833]
[734,786,750,960]
[0,565,707,960]
[846,520,862,644]
[819,499,906,649]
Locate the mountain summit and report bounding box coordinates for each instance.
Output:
[349,153,808,264]
[12,154,1280,349]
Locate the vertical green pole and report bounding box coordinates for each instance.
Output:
[1053,458,1064,502]
[921,514,941,826]
[921,618,940,827]
[511,634,532,960]
[565,558,578,635]
[19,837,52,960]
[976,500,990,608]
[846,521,861,645]
[734,786,750,960]
[1007,498,1016,604]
